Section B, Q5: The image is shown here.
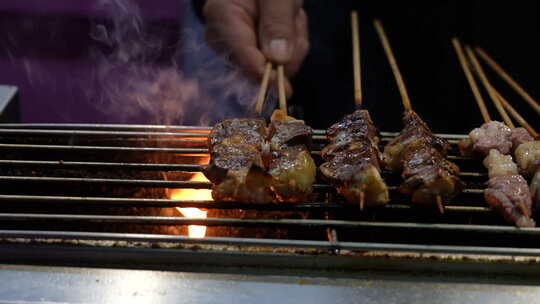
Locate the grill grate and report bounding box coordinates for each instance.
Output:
[0,123,539,263]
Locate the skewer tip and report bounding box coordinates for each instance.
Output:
[436,195,445,214]
[359,191,365,211]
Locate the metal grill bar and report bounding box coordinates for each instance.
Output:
[0,176,334,191]
[0,160,203,172]
[0,123,214,131]
[0,214,537,235]
[0,130,327,141]
[0,143,207,154]
[0,124,470,139]
[0,176,484,194]
[0,129,208,137]
[1,123,467,139]
[0,195,490,212]
[1,230,539,257]
[0,159,487,177]
[0,143,473,157]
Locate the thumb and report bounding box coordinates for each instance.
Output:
[258,0,302,64]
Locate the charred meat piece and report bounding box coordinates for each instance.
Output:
[326,110,380,144]
[320,110,389,206]
[461,121,513,156]
[320,142,389,205]
[383,111,448,171]
[400,144,464,204]
[208,118,267,153]
[485,174,535,228]
[268,120,313,151]
[269,145,316,202]
[204,144,264,184]
[206,114,316,203]
[514,141,540,177]
[383,111,463,205]
[267,118,316,202]
[205,118,274,203]
[210,166,275,203]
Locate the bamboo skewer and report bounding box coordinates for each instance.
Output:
[351,11,366,210]
[351,11,362,107]
[358,191,365,211]
[255,62,273,115]
[277,65,287,115]
[476,47,540,116]
[373,20,412,112]
[494,90,538,137]
[452,39,491,123]
[374,19,443,214]
[436,195,445,215]
[465,46,515,128]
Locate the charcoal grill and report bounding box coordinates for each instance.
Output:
[1,122,540,281]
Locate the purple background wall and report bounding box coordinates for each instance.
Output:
[0,0,185,123]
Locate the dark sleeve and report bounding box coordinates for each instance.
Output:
[192,0,206,22]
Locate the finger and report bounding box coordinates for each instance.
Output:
[258,0,303,64]
[284,8,309,78]
[204,1,267,80]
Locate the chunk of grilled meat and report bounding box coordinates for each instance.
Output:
[207,118,267,153]
[383,111,463,205]
[326,110,380,144]
[400,143,464,204]
[268,118,316,202]
[268,120,313,151]
[482,149,535,227]
[205,118,274,203]
[483,149,518,179]
[511,128,534,150]
[383,111,448,171]
[320,110,389,206]
[514,141,540,177]
[459,121,513,157]
[485,174,535,228]
[269,146,316,202]
[204,143,264,184]
[320,143,389,205]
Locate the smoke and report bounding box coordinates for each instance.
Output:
[89,0,260,126]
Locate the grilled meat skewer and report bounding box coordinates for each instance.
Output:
[383,110,464,205]
[459,123,537,226]
[205,111,316,203]
[320,110,390,207]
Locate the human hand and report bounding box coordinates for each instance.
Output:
[203,0,309,96]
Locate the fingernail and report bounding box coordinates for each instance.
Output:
[269,39,289,61]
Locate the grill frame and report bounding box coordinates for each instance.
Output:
[0,123,539,274]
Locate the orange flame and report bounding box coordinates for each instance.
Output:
[169,171,211,238]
